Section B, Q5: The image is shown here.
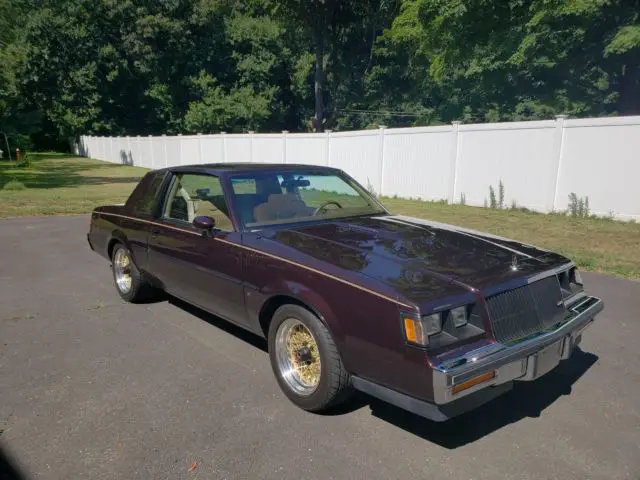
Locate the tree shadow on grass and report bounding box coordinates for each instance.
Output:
[0,156,145,190]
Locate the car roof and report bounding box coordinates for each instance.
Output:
[160,163,342,176]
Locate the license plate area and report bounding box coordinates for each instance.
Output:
[520,339,563,381]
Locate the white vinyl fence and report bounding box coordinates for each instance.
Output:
[77,115,640,221]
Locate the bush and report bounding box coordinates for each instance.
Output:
[568,193,590,218]
[17,152,32,168]
[3,179,26,190]
[488,180,505,209]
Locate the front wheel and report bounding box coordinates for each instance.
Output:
[268,304,352,412]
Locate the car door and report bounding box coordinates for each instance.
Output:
[146,172,248,326]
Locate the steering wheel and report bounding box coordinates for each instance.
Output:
[313,200,343,216]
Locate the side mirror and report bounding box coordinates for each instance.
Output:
[193,215,215,235]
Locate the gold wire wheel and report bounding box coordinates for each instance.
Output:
[113,248,133,294]
[275,318,322,396]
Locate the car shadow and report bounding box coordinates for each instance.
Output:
[164,297,597,448]
[167,296,268,352]
[360,348,598,448]
[0,444,28,480]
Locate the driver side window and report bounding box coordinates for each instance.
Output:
[163,173,234,231]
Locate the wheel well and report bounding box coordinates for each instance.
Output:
[259,295,314,337]
[107,238,122,260]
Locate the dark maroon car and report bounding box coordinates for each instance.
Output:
[87,163,603,421]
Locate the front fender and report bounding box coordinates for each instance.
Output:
[246,278,344,343]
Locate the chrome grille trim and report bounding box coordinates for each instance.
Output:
[486,276,568,344]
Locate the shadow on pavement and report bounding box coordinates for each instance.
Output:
[166,296,598,448]
[364,348,598,448]
[0,444,28,480]
[167,296,268,352]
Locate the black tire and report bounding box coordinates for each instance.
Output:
[111,243,153,303]
[268,304,353,412]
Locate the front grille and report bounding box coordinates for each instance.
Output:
[486,276,568,344]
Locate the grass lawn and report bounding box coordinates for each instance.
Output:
[0,154,148,217]
[1,154,639,280]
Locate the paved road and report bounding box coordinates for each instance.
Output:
[1,216,639,480]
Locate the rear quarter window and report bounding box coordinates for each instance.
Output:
[126,171,167,216]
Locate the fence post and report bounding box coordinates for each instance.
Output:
[549,115,567,212]
[248,131,255,162]
[148,135,154,169]
[177,134,183,166]
[109,137,114,163]
[282,131,289,164]
[136,135,142,167]
[126,136,131,165]
[221,132,227,163]
[325,130,332,166]
[197,133,203,164]
[161,134,167,167]
[448,121,462,204]
[378,125,386,196]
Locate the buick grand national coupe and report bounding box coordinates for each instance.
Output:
[87,163,603,421]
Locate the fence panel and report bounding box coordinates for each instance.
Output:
[200,135,224,163]
[287,133,326,165]
[164,136,180,166]
[455,121,557,210]
[253,134,284,164]
[179,135,202,164]
[555,117,640,220]
[329,131,380,191]
[382,126,453,200]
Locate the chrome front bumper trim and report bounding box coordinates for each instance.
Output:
[432,295,603,405]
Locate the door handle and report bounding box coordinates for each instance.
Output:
[150,227,161,238]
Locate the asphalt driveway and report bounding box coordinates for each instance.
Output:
[1,216,639,479]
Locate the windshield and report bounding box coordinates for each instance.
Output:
[229,170,386,228]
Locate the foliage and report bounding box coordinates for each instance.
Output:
[0,0,638,147]
[2,179,26,190]
[568,192,591,218]
[487,180,505,209]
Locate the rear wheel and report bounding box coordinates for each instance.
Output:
[111,243,153,303]
[268,304,352,412]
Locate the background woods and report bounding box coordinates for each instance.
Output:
[1,0,638,151]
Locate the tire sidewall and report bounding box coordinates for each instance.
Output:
[268,304,341,411]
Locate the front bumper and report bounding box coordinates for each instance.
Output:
[352,295,603,422]
[432,294,603,405]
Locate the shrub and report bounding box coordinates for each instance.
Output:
[568,193,590,218]
[17,152,32,168]
[3,179,26,190]
[365,177,378,198]
[489,185,497,209]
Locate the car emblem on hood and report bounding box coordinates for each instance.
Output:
[511,254,519,271]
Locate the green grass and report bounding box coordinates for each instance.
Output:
[0,154,148,217]
[1,154,639,280]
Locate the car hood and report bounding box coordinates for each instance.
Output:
[263,214,570,303]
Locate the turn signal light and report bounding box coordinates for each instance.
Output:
[451,371,496,395]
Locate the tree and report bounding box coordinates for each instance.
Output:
[369,0,640,124]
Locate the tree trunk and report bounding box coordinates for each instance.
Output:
[313,34,325,132]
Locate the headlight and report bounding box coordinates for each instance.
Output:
[402,312,441,346]
[450,306,468,327]
[402,304,479,347]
